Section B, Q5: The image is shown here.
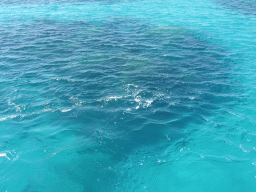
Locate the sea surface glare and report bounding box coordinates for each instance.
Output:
[0,0,256,191]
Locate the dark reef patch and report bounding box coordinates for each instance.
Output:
[0,18,242,191]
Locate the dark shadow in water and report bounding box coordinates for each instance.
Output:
[215,0,256,16]
[1,18,243,191]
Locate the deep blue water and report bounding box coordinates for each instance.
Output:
[0,0,256,191]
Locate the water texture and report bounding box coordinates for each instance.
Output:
[216,0,256,16]
[0,0,256,191]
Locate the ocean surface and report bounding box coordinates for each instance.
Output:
[0,0,256,191]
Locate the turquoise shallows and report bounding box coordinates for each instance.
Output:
[0,0,256,191]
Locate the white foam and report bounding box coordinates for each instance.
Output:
[134,97,141,103]
[144,99,153,107]
[98,96,124,102]
[0,115,17,121]
[0,153,10,160]
[127,84,138,88]
[69,96,84,106]
[105,96,123,101]
[60,109,72,113]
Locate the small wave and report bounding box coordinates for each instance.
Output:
[144,99,153,107]
[0,108,56,122]
[60,109,72,113]
[0,115,18,121]
[134,97,154,109]
[0,153,10,160]
[226,110,243,118]
[69,96,85,106]
[189,96,195,100]
[127,84,138,88]
[97,95,124,102]
[99,85,155,112]
[105,96,123,102]
[7,99,23,112]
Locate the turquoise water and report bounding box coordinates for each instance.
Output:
[1,0,256,191]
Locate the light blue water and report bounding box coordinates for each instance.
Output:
[0,0,256,191]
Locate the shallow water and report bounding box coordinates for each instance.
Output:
[0,0,256,191]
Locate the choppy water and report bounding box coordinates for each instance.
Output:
[0,0,256,191]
